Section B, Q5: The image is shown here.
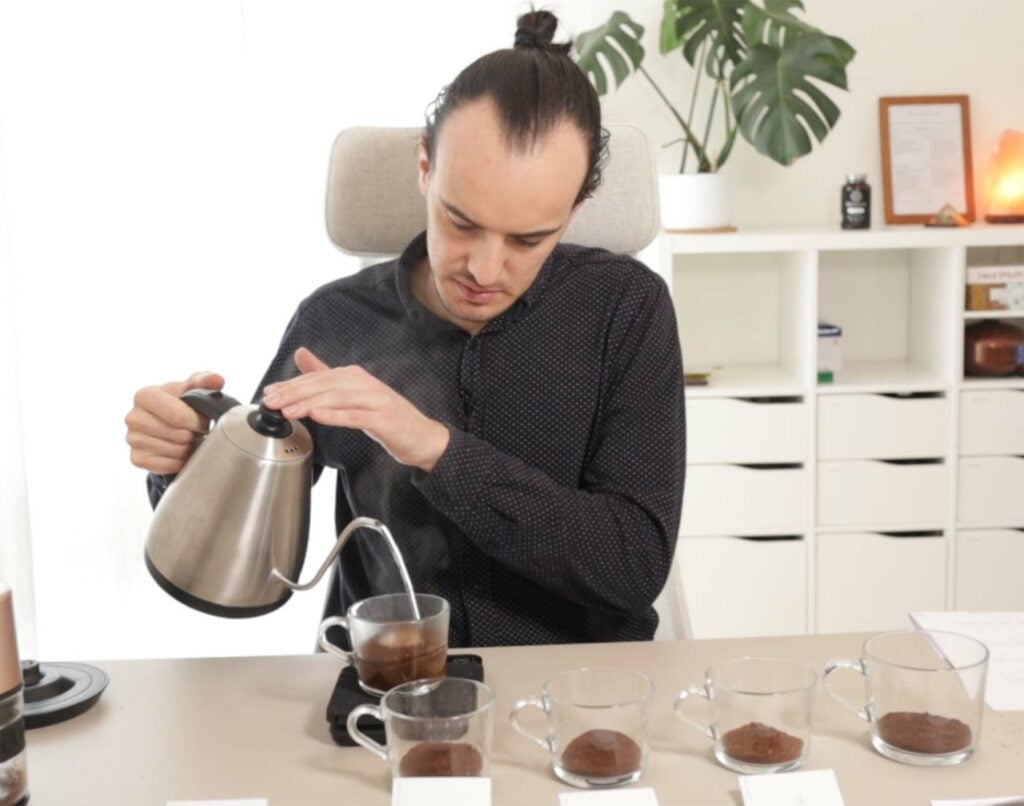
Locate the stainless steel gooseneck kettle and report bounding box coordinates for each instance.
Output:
[145,388,405,618]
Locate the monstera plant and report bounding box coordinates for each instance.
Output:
[576,0,856,173]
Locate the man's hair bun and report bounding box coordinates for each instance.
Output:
[514,10,571,55]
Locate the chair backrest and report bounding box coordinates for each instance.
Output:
[324,122,690,640]
[325,124,660,257]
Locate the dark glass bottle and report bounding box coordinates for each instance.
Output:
[841,173,871,229]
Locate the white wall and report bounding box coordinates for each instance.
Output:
[0,0,1021,661]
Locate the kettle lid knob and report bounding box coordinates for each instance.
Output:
[249,401,294,438]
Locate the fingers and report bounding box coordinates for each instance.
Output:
[134,385,210,433]
[124,407,200,445]
[294,347,330,375]
[129,449,187,475]
[263,365,380,414]
[126,370,224,474]
[185,371,225,392]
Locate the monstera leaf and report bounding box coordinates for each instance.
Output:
[742,0,855,66]
[662,0,746,77]
[575,11,646,96]
[730,31,851,166]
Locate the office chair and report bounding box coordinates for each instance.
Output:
[322,123,691,641]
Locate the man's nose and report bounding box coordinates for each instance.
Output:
[466,237,504,287]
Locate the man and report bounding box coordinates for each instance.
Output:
[126,11,686,647]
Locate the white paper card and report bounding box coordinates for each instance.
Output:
[391,777,491,806]
[932,798,1024,805]
[167,801,267,806]
[739,769,845,806]
[559,789,660,806]
[910,611,1024,711]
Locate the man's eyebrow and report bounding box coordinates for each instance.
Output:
[442,199,560,239]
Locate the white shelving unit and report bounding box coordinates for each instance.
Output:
[657,224,1024,639]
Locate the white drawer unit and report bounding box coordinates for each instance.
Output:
[816,531,946,633]
[676,535,807,639]
[658,226,1024,639]
[958,456,1024,525]
[681,464,807,536]
[817,459,948,527]
[956,529,1024,610]
[687,397,807,464]
[817,393,948,460]
[959,390,1024,456]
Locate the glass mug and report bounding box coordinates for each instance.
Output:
[675,657,817,774]
[318,593,449,696]
[824,629,989,766]
[510,668,653,789]
[348,677,495,778]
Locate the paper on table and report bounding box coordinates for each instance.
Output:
[391,777,491,806]
[910,611,1024,711]
[559,789,660,806]
[739,769,845,806]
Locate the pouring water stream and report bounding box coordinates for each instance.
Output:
[272,516,421,620]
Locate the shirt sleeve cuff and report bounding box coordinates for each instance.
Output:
[412,428,494,517]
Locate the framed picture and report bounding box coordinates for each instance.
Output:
[879,95,975,224]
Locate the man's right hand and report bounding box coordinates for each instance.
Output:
[125,371,225,475]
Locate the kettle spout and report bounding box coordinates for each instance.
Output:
[272,517,419,619]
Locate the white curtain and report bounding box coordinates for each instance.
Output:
[0,136,38,659]
[1,0,609,660]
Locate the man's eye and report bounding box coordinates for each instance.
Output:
[451,220,475,232]
[515,237,542,248]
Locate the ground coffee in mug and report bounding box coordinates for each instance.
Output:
[721,721,804,765]
[875,711,972,755]
[560,729,642,779]
[399,741,484,777]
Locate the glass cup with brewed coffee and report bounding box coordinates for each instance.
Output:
[674,657,817,774]
[824,629,989,766]
[318,593,449,696]
[348,677,495,779]
[510,668,653,788]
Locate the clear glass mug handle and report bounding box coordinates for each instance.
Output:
[347,703,388,761]
[674,685,715,739]
[823,657,870,721]
[317,615,353,664]
[509,696,553,753]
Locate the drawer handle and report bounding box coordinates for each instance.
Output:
[733,535,803,542]
[877,458,944,466]
[877,391,945,400]
[876,530,944,539]
[736,463,803,470]
[735,396,804,404]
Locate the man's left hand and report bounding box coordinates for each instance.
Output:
[262,347,450,473]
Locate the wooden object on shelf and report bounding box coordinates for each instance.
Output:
[879,95,975,225]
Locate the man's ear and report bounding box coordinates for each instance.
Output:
[417,139,431,198]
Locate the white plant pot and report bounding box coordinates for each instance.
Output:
[659,172,733,232]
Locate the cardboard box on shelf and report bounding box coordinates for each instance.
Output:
[966,265,1024,311]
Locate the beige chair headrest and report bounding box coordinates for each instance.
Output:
[325,123,660,257]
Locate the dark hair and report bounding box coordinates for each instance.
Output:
[423,10,608,205]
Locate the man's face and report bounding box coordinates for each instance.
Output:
[416,98,589,332]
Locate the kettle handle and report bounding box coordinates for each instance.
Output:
[180,388,242,421]
[156,390,243,486]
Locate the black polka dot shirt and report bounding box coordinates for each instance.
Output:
[155,232,686,647]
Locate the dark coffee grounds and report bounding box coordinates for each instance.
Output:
[721,721,804,765]
[355,628,446,691]
[876,711,972,754]
[399,741,483,777]
[560,729,642,778]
